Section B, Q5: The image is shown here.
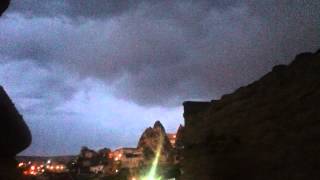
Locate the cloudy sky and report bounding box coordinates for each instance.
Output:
[0,0,319,155]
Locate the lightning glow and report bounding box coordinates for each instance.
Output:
[141,135,163,180]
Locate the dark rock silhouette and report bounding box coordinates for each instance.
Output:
[154,120,166,133]
[0,0,10,16]
[0,86,32,179]
[73,146,112,174]
[0,2,33,178]
[175,124,184,149]
[0,86,32,156]
[181,50,320,180]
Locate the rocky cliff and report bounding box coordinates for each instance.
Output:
[137,121,174,163]
[0,86,31,156]
[0,0,10,16]
[182,50,320,180]
[175,124,184,149]
[0,86,31,179]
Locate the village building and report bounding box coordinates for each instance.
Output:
[89,164,104,174]
[112,148,144,169]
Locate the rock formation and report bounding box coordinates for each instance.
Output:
[0,2,32,179]
[137,121,174,163]
[175,125,184,149]
[0,0,10,16]
[0,86,32,156]
[74,146,112,174]
[0,86,32,179]
[181,49,320,180]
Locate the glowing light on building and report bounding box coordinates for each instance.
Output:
[18,162,24,167]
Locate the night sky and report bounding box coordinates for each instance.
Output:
[0,0,319,155]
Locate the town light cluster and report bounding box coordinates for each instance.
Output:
[18,159,66,176]
[16,122,180,179]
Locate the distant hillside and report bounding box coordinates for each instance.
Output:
[182,49,320,180]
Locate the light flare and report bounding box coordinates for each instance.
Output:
[141,134,163,180]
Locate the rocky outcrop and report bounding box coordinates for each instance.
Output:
[74,146,112,174]
[175,125,184,150]
[182,49,320,180]
[0,86,32,179]
[98,148,112,159]
[0,0,10,16]
[137,121,174,163]
[0,86,32,157]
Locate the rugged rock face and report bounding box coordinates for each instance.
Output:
[98,148,112,158]
[0,0,10,16]
[0,86,32,156]
[182,50,320,180]
[74,146,112,174]
[0,86,32,179]
[175,125,184,149]
[137,121,174,163]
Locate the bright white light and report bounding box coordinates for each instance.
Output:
[18,162,24,167]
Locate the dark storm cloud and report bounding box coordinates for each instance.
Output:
[0,60,76,111]
[8,0,240,19]
[3,0,320,106]
[9,0,134,19]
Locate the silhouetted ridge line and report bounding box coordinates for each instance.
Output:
[182,49,320,180]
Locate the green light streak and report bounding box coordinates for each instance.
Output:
[141,135,163,180]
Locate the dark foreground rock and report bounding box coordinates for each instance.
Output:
[0,86,32,179]
[181,50,320,180]
[0,0,10,16]
[0,87,32,156]
[0,1,31,179]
